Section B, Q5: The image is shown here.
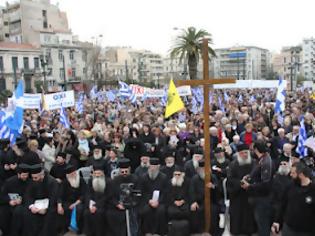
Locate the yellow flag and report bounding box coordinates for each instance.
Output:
[310,92,315,100]
[165,79,185,118]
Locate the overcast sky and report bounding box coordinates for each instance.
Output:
[1,0,315,55]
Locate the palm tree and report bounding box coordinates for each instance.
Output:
[170,27,216,80]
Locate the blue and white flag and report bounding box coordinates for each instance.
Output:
[218,96,225,112]
[296,117,308,158]
[60,107,70,129]
[224,91,230,102]
[69,206,78,232]
[90,85,98,99]
[249,95,256,103]
[106,90,116,102]
[238,94,243,103]
[118,81,136,103]
[275,77,286,114]
[75,93,84,113]
[191,96,198,114]
[1,80,25,144]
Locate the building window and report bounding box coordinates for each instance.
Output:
[60,68,65,80]
[58,50,63,61]
[43,21,48,29]
[72,68,76,78]
[12,57,18,70]
[0,78,6,90]
[69,50,74,60]
[5,33,9,38]
[42,10,47,17]
[0,56,3,71]
[34,57,39,69]
[4,21,8,26]
[23,57,29,70]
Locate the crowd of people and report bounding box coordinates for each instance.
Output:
[0,87,315,236]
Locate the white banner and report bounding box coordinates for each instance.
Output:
[22,93,42,109]
[213,80,286,89]
[44,90,75,110]
[130,85,191,98]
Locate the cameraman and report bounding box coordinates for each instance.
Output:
[107,159,139,236]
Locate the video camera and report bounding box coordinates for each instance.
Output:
[120,183,142,209]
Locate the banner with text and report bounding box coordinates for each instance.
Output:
[44,90,75,110]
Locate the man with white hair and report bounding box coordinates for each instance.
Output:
[230,135,243,154]
[57,165,86,234]
[210,126,219,150]
[227,144,256,235]
[84,164,110,236]
[167,166,190,236]
[139,158,168,235]
[184,147,204,179]
[270,128,289,160]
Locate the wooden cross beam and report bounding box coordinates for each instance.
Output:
[175,38,236,233]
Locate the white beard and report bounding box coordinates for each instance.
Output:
[197,169,205,179]
[93,153,103,160]
[171,174,185,187]
[216,157,226,164]
[278,165,291,176]
[141,162,149,168]
[92,176,106,193]
[166,162,174,168]
[193,158,199,169]
[237,152,252,166]
[148,169,159,180]
[67,172,80,189]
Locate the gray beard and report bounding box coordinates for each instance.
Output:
[237,152,252,166]
[67,172,80,189]
[93,153,103,160]
[141,162,149,168]
[171,175,185,187]
[216,157,226,164]
[278,166,291,176]
[148,170,159,180]
[92,176,106,193]
[193,159,199,169]
[197,169,205,180]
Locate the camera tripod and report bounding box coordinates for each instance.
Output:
[125,209,131,236]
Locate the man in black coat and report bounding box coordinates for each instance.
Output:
[227,144,257,235]
[83,163,111,236]
[139,157,168,235]
[167,166,190,236]
[23,164,59,236]
[189,159,220,235]
[134,152,150,178]
[161,150,178,179]
[0,163,29,236]
[107,158,139,236]
[184,147,203,179]
[50,152,67,183]
[57,165,86,234]
[272,162,315,236]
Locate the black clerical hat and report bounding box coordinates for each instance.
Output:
[237,144,249,152]
[65,164,77,174]
[29,164,43,174]
[16,163,30,173]
[118,158,131,168]
[57,152,66,159]
[214,147,224,154]
[150,157,160,165]
[93,163,104,172]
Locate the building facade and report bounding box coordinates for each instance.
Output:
[213,46,271,80]
[302,38,315,81]
[0,41,41,92]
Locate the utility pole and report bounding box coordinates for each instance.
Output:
[40,55,48,92]
[63,54,67,91]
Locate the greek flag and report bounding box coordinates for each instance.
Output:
[275,77,286,126]
[191,96,198,114]
[118,81,136,103]
[0,80,24,144]
[106,90,116,102]
[76,93,84,113]
[296,116,308,158]
[249,95,256,103]
[60,107,70,129]
[238,94,243,103]
[218,96,225,112]
[275,77,286,113]
[90,85,98,99]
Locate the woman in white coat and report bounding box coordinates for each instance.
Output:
[42,134,56,171]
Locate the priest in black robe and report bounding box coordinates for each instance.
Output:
[189,159,220,235]
[83,163,111,236]
[139,157,168,235]
[134,152,150,178]
[57,164,86,234]
[167,166,190,236]
[107,158,139,236]
[161,150,178,179]
[227,144,257,235]
[184,147,203,179]
[0,163,29,236]
[23,164,59,236]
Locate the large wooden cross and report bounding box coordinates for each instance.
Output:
[175,38,236,233]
